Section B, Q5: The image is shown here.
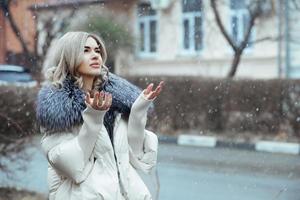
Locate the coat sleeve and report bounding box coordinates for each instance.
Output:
[41,104,107,184]
[128,93,158,174]
[129,129,158,174]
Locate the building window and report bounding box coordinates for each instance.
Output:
[137,3,157,56]
[182,0,203,53]
[230,0,254,48]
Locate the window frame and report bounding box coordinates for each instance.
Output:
[136,4,159,58]
[180,0,204,55]
[228,0,255,51]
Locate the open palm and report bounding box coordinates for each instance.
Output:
[143,81,164,100]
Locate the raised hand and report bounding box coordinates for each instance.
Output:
[85,91,112,111]
[143,81,164,100]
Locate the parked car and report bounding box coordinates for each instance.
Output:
[0,64,37,87]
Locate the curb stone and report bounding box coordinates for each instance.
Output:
[158,134,300,155]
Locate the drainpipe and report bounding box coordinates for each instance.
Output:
[277,0,283,78]
[284,0,290,78]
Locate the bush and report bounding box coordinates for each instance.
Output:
[0,86,38,135]
[0,187,45,200]
[282,80,300,137]
[0,85,38,175]
[126,76,300,139]
[1,77,300,160]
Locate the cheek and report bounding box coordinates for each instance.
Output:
[83,55,90,64]
[77,57,88,73]
[81,56,90,69]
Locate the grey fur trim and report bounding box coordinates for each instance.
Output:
[36,73,153,134]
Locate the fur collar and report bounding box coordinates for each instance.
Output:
[36,73,151,136]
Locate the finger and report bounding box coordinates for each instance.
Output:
[158,81,164,88]
[103,93,112,109]
[92,92,100,108]
[148,85,160,99]
[149,91,157,99]
[91,90,97,98]
[107,94,112,107]
[103,94,112,109]
[154,81,164,92]
[100,92,108,108]
[97,91,104,107]
[154,81,164,96]
[153,85,162,96]
[144,83,153,95]
[149,85,162,99]
[156,86,162,95]
[85,92,91,105]
[109,94,112,105]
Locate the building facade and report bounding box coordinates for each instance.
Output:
[115,0,286,79]
[1,0,299,79]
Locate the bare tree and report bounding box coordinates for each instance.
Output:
[31,8,76,76]
[0,113,31,178]
[0,0,77,177]
[210,0,274,78]
[0,87,37,178]
[0,0,76,78]
[0,0,31,58]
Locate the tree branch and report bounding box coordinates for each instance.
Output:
[210,0,238,51]
[0,0,30,56]
[41,9,76,60]
[238,6,259,51]
[0,113,25,134]
[248,35,281,45]
[291,0,300,10]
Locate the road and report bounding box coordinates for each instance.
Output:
[1,141,299,200]
[148,143,300,200]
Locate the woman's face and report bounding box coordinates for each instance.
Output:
[77,37,103,78]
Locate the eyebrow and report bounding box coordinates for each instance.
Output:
[84,46,100,50]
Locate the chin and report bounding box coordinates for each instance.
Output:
[90,69,101,75]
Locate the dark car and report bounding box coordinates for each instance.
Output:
[0,64,37,87]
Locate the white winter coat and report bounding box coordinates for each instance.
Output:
[40,93,158,200]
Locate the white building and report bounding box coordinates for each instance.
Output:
[113,0,300,79]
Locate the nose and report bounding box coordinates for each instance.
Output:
[91,51,100,59]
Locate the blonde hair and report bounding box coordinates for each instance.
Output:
[45,31,109,91]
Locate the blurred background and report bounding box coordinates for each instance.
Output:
[0,0,299,199]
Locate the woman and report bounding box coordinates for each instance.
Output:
[36,31,163,200]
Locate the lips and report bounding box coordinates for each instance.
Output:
[90,63,100,68]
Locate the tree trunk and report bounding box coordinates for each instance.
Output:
[211,0,263,78]
[227,50,242,78]
[1,5,30,56]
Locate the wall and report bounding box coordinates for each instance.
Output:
[116,0,279,79]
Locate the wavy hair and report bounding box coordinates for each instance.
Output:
[44,31,109,91]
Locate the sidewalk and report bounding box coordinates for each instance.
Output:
[158,134,300,155]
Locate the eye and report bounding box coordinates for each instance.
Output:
[84,49,89,53]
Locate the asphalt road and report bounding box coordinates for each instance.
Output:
[143,143,300,200]
[1,141,299,200]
